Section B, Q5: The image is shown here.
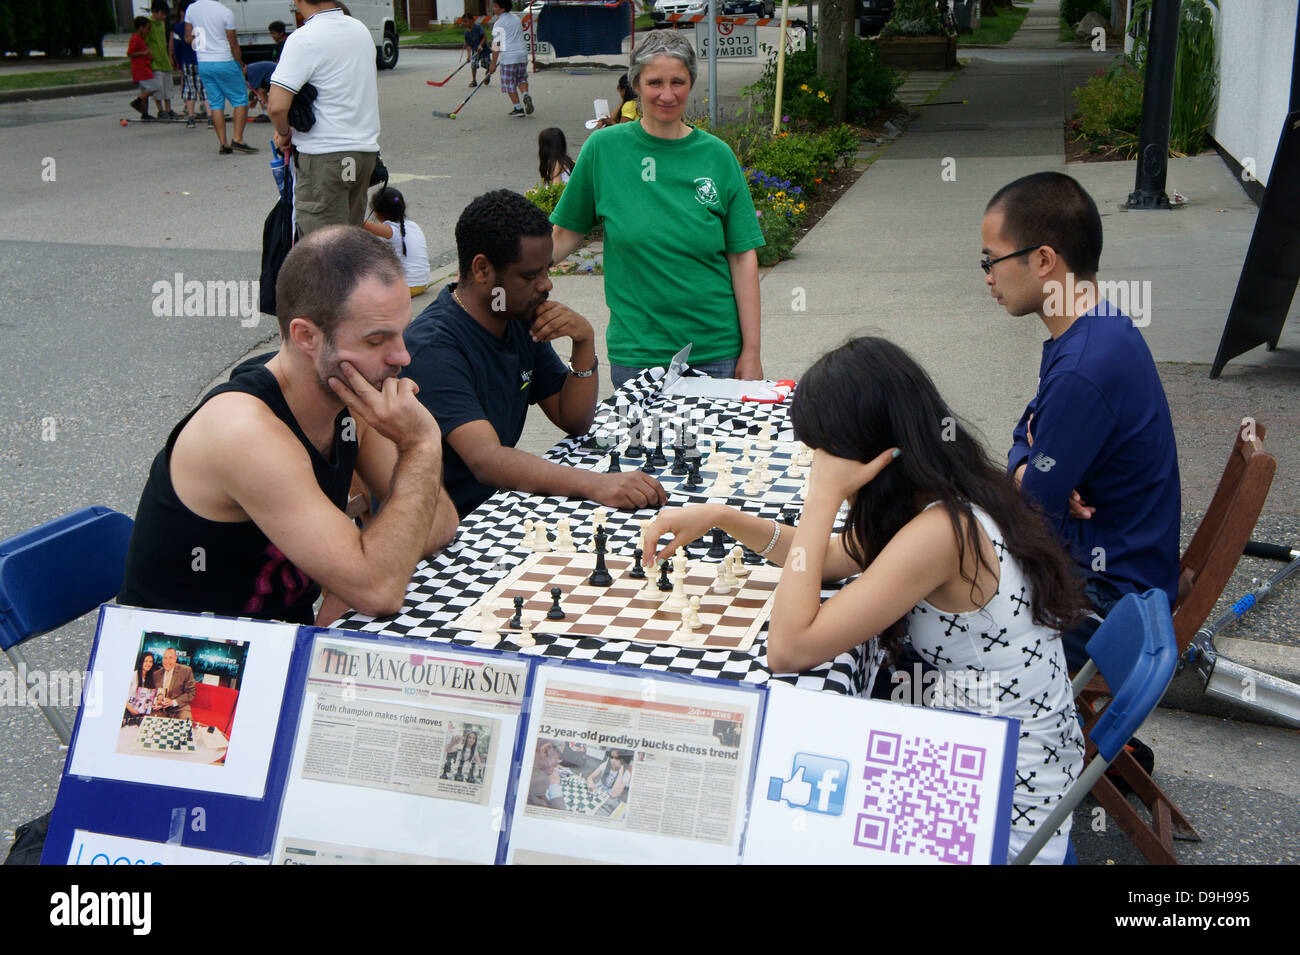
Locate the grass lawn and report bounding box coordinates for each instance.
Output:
[0,61,127,91]
[958,3,1028,44]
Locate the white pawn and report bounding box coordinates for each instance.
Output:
[516,614,536,648]
[736,445,751,469]
[522,518,536,552]
[711,561,732,594]
[743,468,763,496]
[686,595,701,629]
[724,552,741,586]
[554,517,576,552]
[533,519,551,552]
[642,562,664,598]
[680,604,697,632]
[592,506,609,533]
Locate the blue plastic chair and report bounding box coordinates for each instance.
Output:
[0,507,134,744]
[1011,589,1177,865]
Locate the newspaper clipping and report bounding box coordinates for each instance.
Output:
[524,681,751,843]
[299,640,528,806]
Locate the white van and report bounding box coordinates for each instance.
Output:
[220,0,400,69]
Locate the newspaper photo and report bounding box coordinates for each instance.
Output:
[510,664,762,864]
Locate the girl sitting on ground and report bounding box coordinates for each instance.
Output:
[363,187,430,296]
[538,127,575,186]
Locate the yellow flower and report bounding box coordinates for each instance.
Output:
[800,84,809,91]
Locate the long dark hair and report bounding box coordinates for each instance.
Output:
[789,337,1086,658]
[371,186,409,256]
[135,651,156,686]
[617,72,634,105]
[538,127,574,185]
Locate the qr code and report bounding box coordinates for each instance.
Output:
[854,730,985,865]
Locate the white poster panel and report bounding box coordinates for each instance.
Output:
[507,663,761,865]
[745,682,1018,865]
[66,829,269,865]
[271,636,528,865]
[67,606,296,799]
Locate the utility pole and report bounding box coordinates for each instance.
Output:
[1126,0,1181,209]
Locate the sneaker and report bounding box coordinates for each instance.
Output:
[218,145,233,155]
[509,106,525,116]
[140,114,156,123]
[129,97,145,117]
[523,93,534,115]
[186,117,196,128]
[229,140,259,154]
[469,80,477,87]
[163,110,179,120]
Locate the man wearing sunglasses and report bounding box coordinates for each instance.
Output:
[981,172,1180,674]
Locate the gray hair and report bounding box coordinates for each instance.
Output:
[628,29,697,90]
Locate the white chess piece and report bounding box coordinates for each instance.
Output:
[554,517,576,552]
[522,518,536,552]
[723,553,740,587]
[743,468,763,496]
[756,423,772,450]
[736,445,751,469]
[642,562,664,597]
[516,614,536,648]
[730,545,752,577]
[533,519,551,552]
[686,595,701,629]
[711,561,732,594]
[479,601,501,641]
[592,506,609,532]
[662,559,689,611]
[680,605,697,631]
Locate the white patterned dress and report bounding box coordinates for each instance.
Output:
[905,505,1085,864]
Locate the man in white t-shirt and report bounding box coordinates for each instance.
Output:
[488,0,533,117]
[184,0,258,154]
[268,0,381,236]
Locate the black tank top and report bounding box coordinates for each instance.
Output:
[118,364,358,625]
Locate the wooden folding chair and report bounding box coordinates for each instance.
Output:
[1079,421,1276,864]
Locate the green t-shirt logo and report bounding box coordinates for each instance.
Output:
[693,177,720,208]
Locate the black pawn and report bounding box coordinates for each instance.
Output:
[624,419,646,459]
[639,454,658,475]
[589,526,613,586]
[629,547,647,579]
[707,528,728,559]
[657,558,673,592]
[650,424,667,467]
[509,595,524,629]
[547,586,566,620]
[671,444,688,476]
[684,456,702,490]
[742,546,764,565]
[607,449,621,473]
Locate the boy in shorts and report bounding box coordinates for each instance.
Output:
[147,1,177,119]
[127,17,164,121]
[459,14,490,86]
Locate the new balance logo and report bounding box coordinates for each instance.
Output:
[1031,452,1055,473]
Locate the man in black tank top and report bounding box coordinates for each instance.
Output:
[119,226,459,626]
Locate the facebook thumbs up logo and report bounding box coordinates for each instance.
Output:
[767,754,849,816]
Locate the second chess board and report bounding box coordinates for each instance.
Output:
[448,552,781,652]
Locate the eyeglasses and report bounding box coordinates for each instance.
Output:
[980,245,1040,274]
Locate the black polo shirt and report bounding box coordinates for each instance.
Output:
[404,284,569,517]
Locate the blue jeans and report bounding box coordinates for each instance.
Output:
[609,358,737,391]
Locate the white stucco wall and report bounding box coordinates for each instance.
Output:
[1212,0,1298,186]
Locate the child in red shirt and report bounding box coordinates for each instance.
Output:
[127,17,163,121]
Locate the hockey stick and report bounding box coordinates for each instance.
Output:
[427,59,469,87]
[432,78,488,119]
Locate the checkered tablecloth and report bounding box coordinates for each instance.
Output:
[332,370,875,696]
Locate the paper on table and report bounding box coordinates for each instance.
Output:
[662,377,783,400]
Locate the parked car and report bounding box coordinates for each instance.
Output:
[220,0,399,69]
[652,0,706,27]
[856,0,895,37]
[721,0,777,17]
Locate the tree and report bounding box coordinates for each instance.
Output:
[817,0,851,121]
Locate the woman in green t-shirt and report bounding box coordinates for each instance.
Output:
[550,30,765,390]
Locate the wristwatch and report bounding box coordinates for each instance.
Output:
[570,358,598,379]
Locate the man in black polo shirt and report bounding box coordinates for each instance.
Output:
[404,190,666,517]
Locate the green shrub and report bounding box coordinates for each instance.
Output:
[881,0,945,37]
[746,40,900,127]
[1072,62,1143,151]
[755,212,796,266]
[750,135,825,191]
[525,181,565,216]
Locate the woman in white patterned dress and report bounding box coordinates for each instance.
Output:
[643,337,1087,863]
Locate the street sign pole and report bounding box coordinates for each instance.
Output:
[708,0,719,127]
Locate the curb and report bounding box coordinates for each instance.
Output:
[0,78,136,103]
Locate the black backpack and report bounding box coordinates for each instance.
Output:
[259,170,294,316]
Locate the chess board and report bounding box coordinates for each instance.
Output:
[136,716,196,752]
[448,551,781,652]
[559,774,610,815]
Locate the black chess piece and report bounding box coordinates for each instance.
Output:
[629,546,646,579]
[707,528,728,559]
[624,418,646,459]
[509,595,524,629]
[741,546,764,565]
[589,526,613,586]
[671,444,688,476]
[639,454,658,475]
[650,422,667,467]
[657,558,673,592]
[684,456,702,490]
[608,449,621,473]
[547,586,566,620]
